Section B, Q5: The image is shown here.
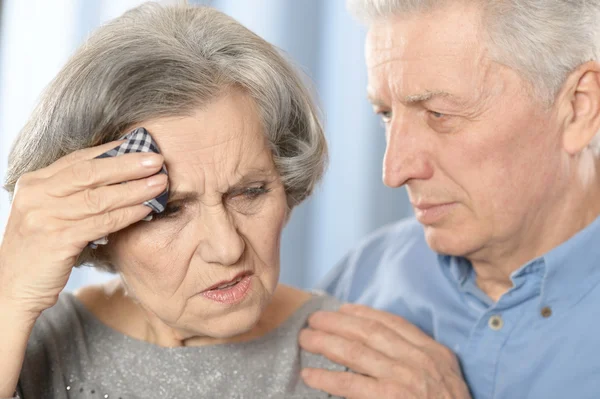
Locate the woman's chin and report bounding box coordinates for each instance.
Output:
[186,303,266,341]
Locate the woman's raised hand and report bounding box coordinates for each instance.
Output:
[0,140,167,319]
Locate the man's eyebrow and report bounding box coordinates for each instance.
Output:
[367,93,386,107]
[367,90,456,106]
[404,90,453,104]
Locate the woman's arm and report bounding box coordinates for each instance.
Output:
[0,140,166,396]
[0,297,36,398]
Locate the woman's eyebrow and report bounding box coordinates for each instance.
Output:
[229,170,274,191]
[167,190,199,204]
[167,169,275,202]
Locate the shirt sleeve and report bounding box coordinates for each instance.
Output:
[314,218,433,313]
[316,226,388,302]
[316,251,358,302]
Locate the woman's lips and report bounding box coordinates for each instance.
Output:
[200,275,253,304]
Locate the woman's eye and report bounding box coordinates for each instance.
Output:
[151,204,181,221]
[226,185,271,214]
[241,186,270,200]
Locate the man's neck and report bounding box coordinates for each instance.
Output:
[469,154,600,302]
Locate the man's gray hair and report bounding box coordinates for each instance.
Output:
[348,0,600,152]
[4,3,327,270]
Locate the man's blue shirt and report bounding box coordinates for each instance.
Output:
[319,216,600,399]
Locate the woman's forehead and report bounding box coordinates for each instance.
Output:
[137,93,274,181]
[148,93,264,149]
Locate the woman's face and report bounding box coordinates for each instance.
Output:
[108,92,289,339]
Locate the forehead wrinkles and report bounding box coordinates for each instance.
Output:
[366,5,486,74]
[366,25,407,69]
[367,36,490,108]
[169,131,272,198]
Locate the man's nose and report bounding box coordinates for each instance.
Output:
[197,208,245,266]
[382,117,434,188]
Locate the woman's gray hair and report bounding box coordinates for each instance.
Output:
[4,3,327,271]
[348,0,600,152]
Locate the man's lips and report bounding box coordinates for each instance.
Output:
[411,201,454,210]
[411,202,457,224]
[202,271,253,292]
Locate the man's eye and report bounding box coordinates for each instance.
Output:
[376,110,392,125]
[428,110,446,119]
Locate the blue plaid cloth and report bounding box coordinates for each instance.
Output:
[89,127,168,248]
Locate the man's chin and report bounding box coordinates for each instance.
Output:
[422,224,481,257]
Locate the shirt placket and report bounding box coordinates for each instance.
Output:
[459,267,543,399]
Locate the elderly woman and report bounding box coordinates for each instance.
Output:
[0,3,346,398]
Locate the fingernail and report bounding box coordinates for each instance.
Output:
[147,174,167,187]
[141,154,162,167]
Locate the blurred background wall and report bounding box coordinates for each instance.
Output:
[0,0,412,291]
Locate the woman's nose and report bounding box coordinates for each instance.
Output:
[197,209,245,266]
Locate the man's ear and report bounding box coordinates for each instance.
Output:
[559,61,600,155]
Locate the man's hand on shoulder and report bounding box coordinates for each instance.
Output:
[299,304,471,399]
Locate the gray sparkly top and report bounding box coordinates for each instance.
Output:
[16,291,346,399]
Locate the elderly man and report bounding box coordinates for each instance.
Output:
[299,1,600,398]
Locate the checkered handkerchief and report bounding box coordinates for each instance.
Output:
[89,127,169,248]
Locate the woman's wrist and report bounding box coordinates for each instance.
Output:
[0,296,36,399]
[0,294,40,330]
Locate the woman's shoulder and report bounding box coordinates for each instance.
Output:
[266,285,343,334]
[246,286,346,398]
[19,291,89,398]
[290,290,347,397]
[307,289,345,311]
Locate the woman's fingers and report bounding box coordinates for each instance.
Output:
[45,151,164,197]
[52,173,167,220]
[69,203,153,245]
[35,140,127,178]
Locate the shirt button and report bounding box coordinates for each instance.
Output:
[488,315,504,330]
[541,306,552,318]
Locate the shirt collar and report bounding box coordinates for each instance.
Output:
[438,214,600,306]
[538,214,600,306]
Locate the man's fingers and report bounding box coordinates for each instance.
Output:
[339,304,432,347]
[307,310,412,360]
[299,328,399,378]
[338,304,461,372]
[301,368,416,399]
[46,152,164,197]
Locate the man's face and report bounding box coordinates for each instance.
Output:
[366,3,567,258]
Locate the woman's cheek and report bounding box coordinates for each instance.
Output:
[115,229,191,291]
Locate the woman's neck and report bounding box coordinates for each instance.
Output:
[74,279,312,347]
